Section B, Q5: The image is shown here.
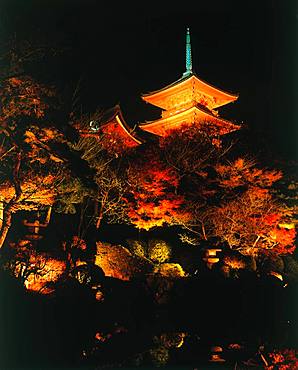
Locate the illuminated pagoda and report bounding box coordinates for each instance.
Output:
[140,28,240,137]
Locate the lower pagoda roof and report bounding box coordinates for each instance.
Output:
[139,104,240,137]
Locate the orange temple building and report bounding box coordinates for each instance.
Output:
[81,28,240,149]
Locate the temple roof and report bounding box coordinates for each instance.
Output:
[139,104,240,137]
[142,72,238,110]
[79,104,144,148]
[95,105,139,135]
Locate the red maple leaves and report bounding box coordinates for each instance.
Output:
[125,149,190,230]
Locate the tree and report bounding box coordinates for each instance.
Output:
[208,159,296,256]
[126,238,172,264]
[72,133,129,229]
[159,124,229,177]
[0,76,58,247]
[3,243,66,293]
[0,75,95,249]
[124,146,191,230]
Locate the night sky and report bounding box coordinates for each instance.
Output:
[1,0,297,159]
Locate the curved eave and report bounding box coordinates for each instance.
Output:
[114,113,143,145]
[80,105,143,145]
[142,73,238,109]
[139,105,240,136]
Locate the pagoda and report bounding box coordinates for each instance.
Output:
[139,28,240,137]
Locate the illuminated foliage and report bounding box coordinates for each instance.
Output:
[265,349,298,370]
[176,158,296,257]
[0,72,94,249]
[126,239,172,265]
[95,241,151,281]
[272,162,298,228]
[125,147,191,230]
[215,158,282,189]
[223,255,246,270]
[159,124,225,176]
[211,187,296,256]
[148,239,172,264]
[7,246,66,294]
[0,76,56,123]
[126,239,147,259]
[72,135,128,228]
[153,263,186,278]
[54,177,91,215]
[0,76,60,248]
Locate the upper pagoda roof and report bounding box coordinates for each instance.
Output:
[142,72,239,110]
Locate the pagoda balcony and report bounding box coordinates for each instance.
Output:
[161,101,197,118]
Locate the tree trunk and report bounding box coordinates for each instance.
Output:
[44,205,52,225]
[0,149,22,249]
[95,193,108,229]
[96,206,104,229]
[0,205,13,249]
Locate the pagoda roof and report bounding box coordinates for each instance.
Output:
[142,72,238,110]
[99,105,142,140]
[139,104,240,137]
[79,104,144,146]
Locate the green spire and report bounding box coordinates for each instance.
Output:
[183,27,192,77]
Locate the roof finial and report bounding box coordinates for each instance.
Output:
[183,27,192,77]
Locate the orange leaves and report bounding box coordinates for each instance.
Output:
[234,158,245,169]
[265,349,298,370]
[268,228,296,254]
[95,242,150,280]
[24,130,37,143]
[0,76,55,121]
[24,127,61,144]
[23,127,63,166]
[263,213,280,227]
[9,77,23,86]
[11,248,66,294]
[0,173,57,209]
[24,257,66,294]
[209,157,297,256]
[153,263,186,278]
[71,235,87,251]
[127,197,190,231]
[215,158,283,189]
[223,255,246,269]
[211,186,296,256]
[126,149,191,230]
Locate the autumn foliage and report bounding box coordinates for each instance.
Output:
[265,349,298,370]
[7,245,66,294]
[95,241,151,281]
[208,159,296,256]
[125,147,191,230]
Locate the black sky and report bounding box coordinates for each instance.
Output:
[1,0,297,160]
